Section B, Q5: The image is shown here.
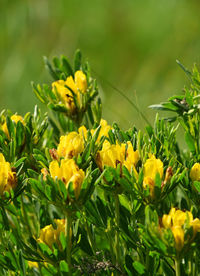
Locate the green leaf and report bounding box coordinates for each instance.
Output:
[58,180,68,200]
[103,168,114,182]
[19,250,26,276]
[176,59,192,81]
[13,157,26,168]
[193,181,200,192]
[161,259,175,276]
[44,56,59,80]
[1,206,10,230]
[132,261,145,275]
[61,56,73,77]
[59,232,66,251]
[185,131,195,153]
[6,116,15,138]
[59,260,69,273]
[16,121,25,147]
[74,49,82,71]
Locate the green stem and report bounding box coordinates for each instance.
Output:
[66,213,72,275]
[175,258,181,276]
[194,251,197,276]
[85,220,96,255]
[115,193,120,267]
[21,195,33,236]
[106,232,115,265]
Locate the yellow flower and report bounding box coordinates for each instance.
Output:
[123,141,139,174]
[96,140,125,170]
[171,226,184,252]
[75,70,87,93]
[144,155,163,180]
[0,153,17,197]
[38,219,65,250]
[49,159,85,199]
[52,70,87,111]
[91,119,112,142]
[190,218,200,235]
[162,207,176,228]
[28,261,39,268]
[161,208,200,252]
[143,155,163,197]
[96,140,139,176]
[2,114,24,138]
[52,79,76,111]
[190,163,200,181]
[57,126,87,159]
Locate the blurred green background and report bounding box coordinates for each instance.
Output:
[1,0,200,129]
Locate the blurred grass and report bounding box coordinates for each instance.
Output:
[1,0,200,130]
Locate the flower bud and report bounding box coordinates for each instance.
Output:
[190,163,200,182]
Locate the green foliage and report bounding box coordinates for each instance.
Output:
[1,51,200,275]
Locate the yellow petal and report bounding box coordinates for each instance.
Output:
[144,155,163,180]
[162,214,172,229]
[49,161,61,179]
[172,226,184,252]
[75,70,87,93]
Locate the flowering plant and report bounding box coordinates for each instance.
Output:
[1,52,200,276]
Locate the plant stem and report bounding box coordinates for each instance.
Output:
[85,220,96,255]
[175,258,181,276]
[66,213,72,275]
[115,193,120,267]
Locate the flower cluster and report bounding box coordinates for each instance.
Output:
[52,70,87,112]
[38,219,65,250]
[57,126,87,159]
[162,208,200,252]
[49,159,85,200]
[96,140,139,175]
[3,52,200,275]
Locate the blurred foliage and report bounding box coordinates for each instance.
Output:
[1,0,200,129]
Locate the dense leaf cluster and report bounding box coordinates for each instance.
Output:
[0,52,200,275]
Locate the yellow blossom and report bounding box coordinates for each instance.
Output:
[28,261,39,268]
[161,208,200,252]
[52,70,87,111]
[2,114,24,138]
[49,159,85,199]
[143,155,163,197]
[0,153,17,197]
[123,141,139,173]
[75,70,87,93]
[91,119,112,142]
[38,219,65,250]
[96,140,139,176]
[96,140,125,170]
[57,126,87,159]
[171,226,184,252]
[190,163,200,182]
